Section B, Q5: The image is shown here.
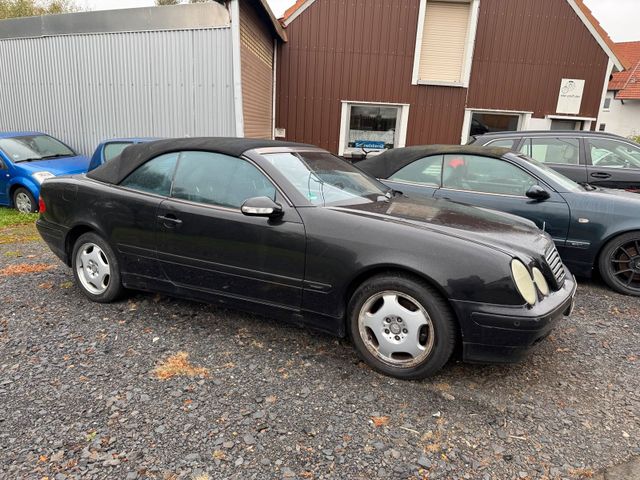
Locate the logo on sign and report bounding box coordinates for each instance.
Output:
[354,140,385,149]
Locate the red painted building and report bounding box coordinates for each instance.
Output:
[275,0,623,157]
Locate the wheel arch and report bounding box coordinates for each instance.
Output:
[595,228,640,273]
[343,265,462,345]
[65,223,107,266]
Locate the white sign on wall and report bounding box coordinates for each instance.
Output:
[556,79,585,115]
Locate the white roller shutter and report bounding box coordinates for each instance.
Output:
[418,1,471,84]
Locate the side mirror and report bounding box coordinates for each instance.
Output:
[241,196,283,218]
[526,185,551,201]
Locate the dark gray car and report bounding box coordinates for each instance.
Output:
[469,131,640,191]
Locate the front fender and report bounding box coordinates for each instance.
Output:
[8,176,40,202]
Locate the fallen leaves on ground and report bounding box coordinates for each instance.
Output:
[568,467,595,478]
[0,263,56,276]
[38,282,54,289]
[371,416,390,427]
[153,352,209,380]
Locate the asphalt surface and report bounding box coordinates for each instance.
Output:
[1,230,638,479]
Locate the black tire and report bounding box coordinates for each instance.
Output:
[12,187,37,213]
[347,273,456,380]
[71,232,124,303]
[598,232,640,296]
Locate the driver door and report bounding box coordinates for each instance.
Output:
[432,154,571,246]
[585,137,640,190]
[155,151,306,310]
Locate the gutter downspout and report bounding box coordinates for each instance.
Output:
[230,0,244,137]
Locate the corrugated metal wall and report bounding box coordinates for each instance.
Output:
[0,27,236,156]
[240,0,274,139]
[276,0,611,152]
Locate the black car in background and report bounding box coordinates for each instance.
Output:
[36,138,575,379]
[469,131,640,191]
[358,145,640,296]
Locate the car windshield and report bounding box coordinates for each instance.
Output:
[0,135,76,163]
[512,153,583,192]
[263,151,390,206]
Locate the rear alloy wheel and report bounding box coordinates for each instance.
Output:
[13,188,37,213]
[72,232,124,303]
[599,232,640,296]
[348,274,456,379]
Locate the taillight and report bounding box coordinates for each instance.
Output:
[38,196,46,214]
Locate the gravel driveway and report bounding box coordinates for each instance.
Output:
[1,230,638,480]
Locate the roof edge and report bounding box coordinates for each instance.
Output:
[282,0,316,26]
[255,0,288,42]
[569,0,624,71]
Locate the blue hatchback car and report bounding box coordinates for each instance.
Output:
[0,132,90,213]
[88,138,157,171]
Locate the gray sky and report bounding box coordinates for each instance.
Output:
[78,0,639,42]
[584,0,639,42]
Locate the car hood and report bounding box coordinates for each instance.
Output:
[14,155,90,176]
[330,195,551,260]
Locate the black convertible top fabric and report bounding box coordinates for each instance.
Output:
[87,137,314,185]
[357,145,512,179]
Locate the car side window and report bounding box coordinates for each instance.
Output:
[104,142,133,163]
[442,154,537,196]
[520,138,580,165]
[588,138,640,169]
[389,155,443,186]
[120,153,178,196]
[171,151,276,209]
[486,139,519,149]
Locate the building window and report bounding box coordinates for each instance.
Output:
[599,124,606,132]
[551,119,583,131]
[412,0,480,87]
[339,102,410,157]
[463,109,531,143]
[603,97,612,110]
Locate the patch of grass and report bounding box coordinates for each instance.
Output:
[0,223,40,245]
[0,207,38,228]
[153,352,210,380]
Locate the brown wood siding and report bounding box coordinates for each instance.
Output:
[240,0,274,139]
[277,0,611,152]
[276,0,467,152]
[468,0,609,119]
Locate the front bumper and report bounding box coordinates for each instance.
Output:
[451,273,577,363]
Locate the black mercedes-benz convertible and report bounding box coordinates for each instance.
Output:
[36,138,576,379]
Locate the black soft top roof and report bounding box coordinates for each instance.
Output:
[87,137,314,184]
[357,144,511,179]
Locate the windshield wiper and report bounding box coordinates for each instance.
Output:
[15,157,43,163]
[40,153,73,159]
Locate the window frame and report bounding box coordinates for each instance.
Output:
[461,108,532,144]
[103,141,134,164]
[169,151,279,212]
[440,154,544,199]
[411,0,480,88]
[338,101,410,157]
[520,136,582,166]
[585,137,640,168]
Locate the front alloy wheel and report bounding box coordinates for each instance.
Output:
[600,232,640,296]
[348,274,456,379]
[13,188,37,213]
[358,291,435,368]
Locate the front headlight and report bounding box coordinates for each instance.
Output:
[532,267,550,296]
[511,259,537,306]
[32,171,55,184]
